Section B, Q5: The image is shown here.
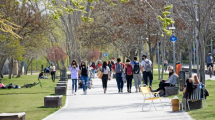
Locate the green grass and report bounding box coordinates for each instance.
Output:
[0,74,66,120]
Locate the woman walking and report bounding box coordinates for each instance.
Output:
[90,62,96,78]
[99,61,111,93]
[69,60,79,95]
[50,63,56,82]
[108,61,113,76]
[124,59,133,93]
[79,61,89,95]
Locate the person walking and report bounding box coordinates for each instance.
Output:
[124,59,133,93]
[132,57,142,92]
[50,63,56,82]
[141,55,153,90]
[90,62,96,78]
[108,61,113,76]
[206,53,214,74]
[99,61,111,93]
[69,60,79,95]
[112,58,125,93]
[79,61,89,95]
[164,59,168,72]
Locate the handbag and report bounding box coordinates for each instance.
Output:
[98,68,104,79]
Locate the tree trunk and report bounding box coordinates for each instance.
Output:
[199,36,206,85]
[61,60,66,69]
[25,59,33,75]
[17,61,24,77]
[188,41,193,77]
[130,50,135,60]
[161,38,165,79]
[0,58,7,79]
[8,58,13,79]
[123,55,125,63]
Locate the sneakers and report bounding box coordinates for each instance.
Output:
[85,90,87,95]
[72,90,74,95]
[149,86,152,91]
[74,92,76,95]
[129,89,131,93]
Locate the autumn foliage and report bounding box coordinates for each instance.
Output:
[47,46,68,62]
[86,49,100,62]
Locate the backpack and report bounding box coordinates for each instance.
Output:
[126,65,133,75]
[144,59,152,72]
[133,62,140,74]
[116,63,122,73]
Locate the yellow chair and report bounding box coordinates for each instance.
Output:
[140,86,164,111]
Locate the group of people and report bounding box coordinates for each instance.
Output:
[39,63,56,82]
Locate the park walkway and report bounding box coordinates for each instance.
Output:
[43,77,193,120]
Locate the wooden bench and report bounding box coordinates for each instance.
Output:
[55,86,66,95]
[0,112,25,120]
[44,95,63,108]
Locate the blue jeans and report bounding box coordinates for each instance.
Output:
[116,73,124,91]
[91,69,95,78]
[72,79,77,92]
[81,76,88,91]
[143,71,153,86]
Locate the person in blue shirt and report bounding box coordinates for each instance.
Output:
[206,53,214,74]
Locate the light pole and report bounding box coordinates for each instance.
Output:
[169,26,176,72]
[157,41,160,80]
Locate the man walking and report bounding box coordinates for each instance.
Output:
[132,57,142,92]
[206,53,214,74]
[141,55,153,90]
[112,58,125,93]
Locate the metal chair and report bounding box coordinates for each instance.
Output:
[140,85,164,111]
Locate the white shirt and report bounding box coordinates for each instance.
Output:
[100,66,110,74]
[141,59,152,72]
[50,66,56,71]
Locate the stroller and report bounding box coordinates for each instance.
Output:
[78,71,93,89]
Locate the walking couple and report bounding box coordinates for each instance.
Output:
[69,60,89,95]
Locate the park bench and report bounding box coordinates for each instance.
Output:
[0,112,25,120]
[164,78,179,96]
[55,86,66,95]
[44,95,63,108]
[182,84,207,110]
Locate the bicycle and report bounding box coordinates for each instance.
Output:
[208,65,212,78]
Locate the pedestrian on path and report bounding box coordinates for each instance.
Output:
[79,61,89,95]
[112,58,125,93]
[141,55,153,90]
[50,63,56,82]
[132,57,142,92]
[108,61,113,76]
[90,62,96,78]
[99,61,111,93]
[69,60,79,95]
[124,59,133,93]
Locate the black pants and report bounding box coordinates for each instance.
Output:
[143,71,153,86]
[102,74,108,89]
[51,71,56,82]
[126,75,133,90]
[156,81,171,92]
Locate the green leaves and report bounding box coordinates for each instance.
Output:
[158,4,175,37]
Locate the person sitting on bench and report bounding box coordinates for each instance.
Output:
[151,66,178,96]
[39,71,44,79]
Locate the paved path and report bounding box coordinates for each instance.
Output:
[43,77,193,120]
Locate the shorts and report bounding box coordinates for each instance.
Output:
[207,63,214,67]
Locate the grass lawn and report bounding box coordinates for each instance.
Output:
[148,71,215,120]
[0,74,66,120]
